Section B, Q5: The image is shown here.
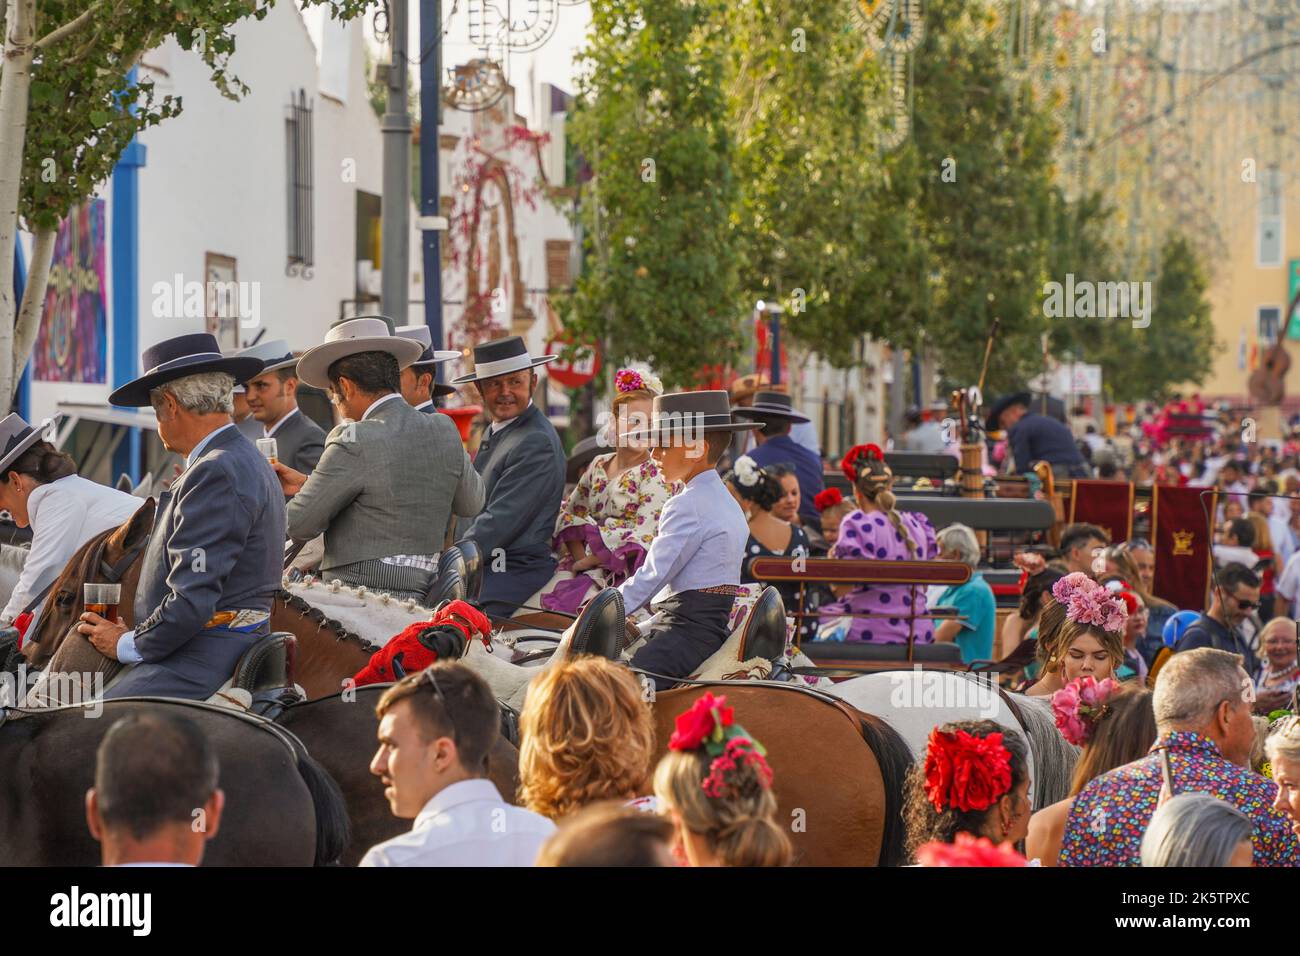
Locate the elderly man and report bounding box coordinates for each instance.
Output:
[1059,647,1298,866]
[76,333,284,699]
[276,316,484,600]
[235,339,325,474]
[395,324,460,413]
[453,336,564,617]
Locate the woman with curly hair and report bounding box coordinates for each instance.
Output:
[1024,573,1126,698]
[727,455,810,635]
[814,444,938,645]
[654,691,792,867]
[903,719,1032,858]
[1026,682,1156,866]
[518,657,656,820]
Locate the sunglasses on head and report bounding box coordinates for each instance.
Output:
[423,667,460,744]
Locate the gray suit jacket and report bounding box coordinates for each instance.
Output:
[269,409,326,474]
[235,414,262,441]
[107,424,286,699]
[286,395,484,569]
[457,403,564,571]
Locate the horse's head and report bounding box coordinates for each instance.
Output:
[24,498,155,664]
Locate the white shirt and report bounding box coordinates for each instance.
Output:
[116,422,237,663]
[1276,551,1300,617]
[617,468,748,614]
[358,779,554,867]
[414,399,434,412]
[490,400,534,434]
[361,393,404,422]
[263,406,301,438]
[0,476,142,624]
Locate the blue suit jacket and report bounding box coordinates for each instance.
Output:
[1008,413,1088,475]
[109,425,286,698]
[747,435,825,526]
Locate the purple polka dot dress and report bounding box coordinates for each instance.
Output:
[816,508,937,644]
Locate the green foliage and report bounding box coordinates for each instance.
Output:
[561,0,742,388]
[14,0,370,231]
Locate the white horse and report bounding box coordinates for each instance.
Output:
[279,577,830,712]
[826,669,1077,810]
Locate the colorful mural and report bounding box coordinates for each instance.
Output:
[34,199,108,383]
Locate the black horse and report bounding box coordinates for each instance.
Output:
[0,699,350,866]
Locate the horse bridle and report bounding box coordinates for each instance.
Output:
[88,530,150,587]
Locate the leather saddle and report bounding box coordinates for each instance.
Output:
[230,632,303,719]
[425,546,469,607]
[568,587,624,661]
[736,586,788,673]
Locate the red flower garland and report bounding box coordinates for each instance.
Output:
[669,692,735,751]
[923,727,1014,813]
[915,833,1028,867]
[813,487,844,512]
[839,443,884,483]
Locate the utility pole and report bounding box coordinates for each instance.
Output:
[380,0,411,323]
[419,0,444,358]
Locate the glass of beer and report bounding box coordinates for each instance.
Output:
[257,437,278,465]
[84,583,122,621]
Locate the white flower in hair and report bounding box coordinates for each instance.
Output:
[641,372,664,396]
[733,455,761,488]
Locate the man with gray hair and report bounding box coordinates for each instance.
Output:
[1059,647,1298,866]
[76,333,286,699]
[931,523,995,664]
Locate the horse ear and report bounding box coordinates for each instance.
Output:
[119,498,157,550]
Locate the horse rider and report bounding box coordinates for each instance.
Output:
[395,324,461,413]
[276,316,485,601]
[452,335,565,618]
[234,338,326,474]
[0,414,141,649]
[76,332,286,700]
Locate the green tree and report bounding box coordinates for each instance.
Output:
[560,0,742,388]
[0,0,368,408]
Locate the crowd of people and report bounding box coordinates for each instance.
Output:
[5,322,1300,867]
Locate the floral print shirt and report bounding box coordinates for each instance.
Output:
[553,453,680,566]
[1059,730,1299,867]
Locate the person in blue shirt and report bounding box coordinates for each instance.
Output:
[734,390,824,526]
[932,523,996,664]
[987,392,1090,479]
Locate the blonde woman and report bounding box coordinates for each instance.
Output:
[518,657,656,820]
[1266,716,1300,838]
[653,691,791,867]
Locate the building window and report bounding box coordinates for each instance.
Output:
[1259,166,1283,268]
[286,89,315,276]
[1260,306,1282,345]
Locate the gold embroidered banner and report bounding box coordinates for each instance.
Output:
[1069,480,1135,544]
[1151,485,1215,612]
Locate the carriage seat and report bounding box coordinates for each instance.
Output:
[798,640,964,663]
[230,632,302,718]
[737,586,787,667]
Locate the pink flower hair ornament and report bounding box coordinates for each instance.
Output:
[1051,676,1121,746]
[1051,572,1128,634]
[614,367,663,396]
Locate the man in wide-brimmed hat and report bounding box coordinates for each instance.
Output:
[452,335,565,616]
[74,332,285,700]
[234,338,325,474]
[613,390,778,688]
[394,324,461,413]
[275,316,484,599]
[987,391,1090,480]
[733,389,824,526]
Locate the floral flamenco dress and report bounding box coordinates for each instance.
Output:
[814,508,938,644]
[538,454,680,614]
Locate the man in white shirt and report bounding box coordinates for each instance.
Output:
[86,711,224,867]
[361,662,554,866]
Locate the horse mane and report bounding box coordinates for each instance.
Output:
[1008,691,1079,809]
[276,588,382,654]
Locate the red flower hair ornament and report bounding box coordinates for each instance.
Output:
[814,487,844,512]
[839,443,885,483]
[669,692,774,799]
[915,833,1028,868]
[923,727,1014,814]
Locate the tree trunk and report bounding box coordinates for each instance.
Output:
[0,0,37,412]
[12,223,53,384]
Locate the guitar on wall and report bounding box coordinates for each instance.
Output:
[1248,286,1300,407]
